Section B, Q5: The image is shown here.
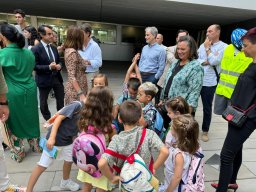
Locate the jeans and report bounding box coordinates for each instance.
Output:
[141,72,158,84]
[217,120,256,191]
[200,86,216,132]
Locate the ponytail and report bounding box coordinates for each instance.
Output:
[0,23,25,48]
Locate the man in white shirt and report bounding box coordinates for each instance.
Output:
[198,24,227,142]
[13,9,28,48]
[156,33,167,50]
[78,23,102,90]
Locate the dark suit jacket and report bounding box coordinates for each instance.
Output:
[32,42,63,88]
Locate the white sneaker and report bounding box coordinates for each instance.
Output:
[60,179,80,191]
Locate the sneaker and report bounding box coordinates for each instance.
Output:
[5,184,27,192]
[201,132,209,142]
[60,179,80,191]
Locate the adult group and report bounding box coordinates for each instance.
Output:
[0,9,102,164]
[0,8,255,192]
[137,24,256,192]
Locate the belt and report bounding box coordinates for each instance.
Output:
[85,71,98,74]
[140,72,155,76]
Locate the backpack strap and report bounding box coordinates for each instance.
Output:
[105,128,148,173]
[192,152,204,184]
[135,128,146,154]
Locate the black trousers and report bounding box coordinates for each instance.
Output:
[200,86,216,132]
[39,77,64,120]
[217,120,256,191]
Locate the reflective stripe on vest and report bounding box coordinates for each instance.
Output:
[220,69,240,77]
[216,44,252,99]
[218,79,236,89]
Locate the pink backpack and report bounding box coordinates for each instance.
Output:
[179,147,205,192]
[72,126,106,178]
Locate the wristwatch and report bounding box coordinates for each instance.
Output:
[0,101,8,105]
[205,47,211,52]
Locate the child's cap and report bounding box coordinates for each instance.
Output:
[139,82,158,94]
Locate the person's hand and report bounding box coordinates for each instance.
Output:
[157,100,163,107]
[0,105,9,122]
[56,64,62,71]
[134,53,140,61]
[80,94,86,102]
[49,62,57,70]
[57,44,64,53]
[111,175,122,184]
[46,137,55,150]
[204,37,212,49]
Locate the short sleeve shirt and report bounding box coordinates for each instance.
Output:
[101,126,164,170]
[46,101,83,146]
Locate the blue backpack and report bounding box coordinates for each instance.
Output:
[145,107,165,139]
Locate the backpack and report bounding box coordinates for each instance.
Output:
[145,107,166,139]
[72,126,106,178]
[178,147,205,192]
[105,128,156,191]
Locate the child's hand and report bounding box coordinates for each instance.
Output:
[46,137,55,150]
[111,175,122,184]
[134,53,140,61]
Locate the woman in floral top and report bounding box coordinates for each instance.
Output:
[64,26,89,105]
[160,35,203,115]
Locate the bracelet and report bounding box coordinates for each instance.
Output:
[77,90,83,97]
[0,100,8,105]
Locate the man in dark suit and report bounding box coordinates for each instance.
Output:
[32,25,64,120]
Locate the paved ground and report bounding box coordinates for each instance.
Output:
[3,61,256,191]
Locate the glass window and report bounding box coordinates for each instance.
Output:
[37,17,76,45]
[0,13,8,22]
[122,26,145,44]
[0,13,31,25]
[85,22,117,44]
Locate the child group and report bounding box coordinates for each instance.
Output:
[26,54,204,192]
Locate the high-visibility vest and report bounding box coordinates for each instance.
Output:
[216,44,252,99]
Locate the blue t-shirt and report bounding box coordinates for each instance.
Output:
[46,101,83,146]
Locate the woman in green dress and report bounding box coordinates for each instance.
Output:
[0,23,41,162]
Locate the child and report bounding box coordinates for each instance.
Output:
[165,96,190,148]
[162,114,200,192]
[113,77,141,132]
[92,73,108,88]
[123,53,142,97]
[98,100,169,188]
[137,82,160,132]
[77,87,116,192]
[27,101,83,192]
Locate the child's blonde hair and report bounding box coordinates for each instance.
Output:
[165,96,189,114]
[139,82,158,99]
[92,73,108,87]
[172,114,199,154]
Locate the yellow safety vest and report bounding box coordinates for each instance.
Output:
[216,44,252,99]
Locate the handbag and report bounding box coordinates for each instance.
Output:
[222,104,256,127]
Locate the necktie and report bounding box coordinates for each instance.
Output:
[47,44,54,62]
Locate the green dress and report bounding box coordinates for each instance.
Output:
[0,44,40,138]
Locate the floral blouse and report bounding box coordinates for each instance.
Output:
[160,59,204,109]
